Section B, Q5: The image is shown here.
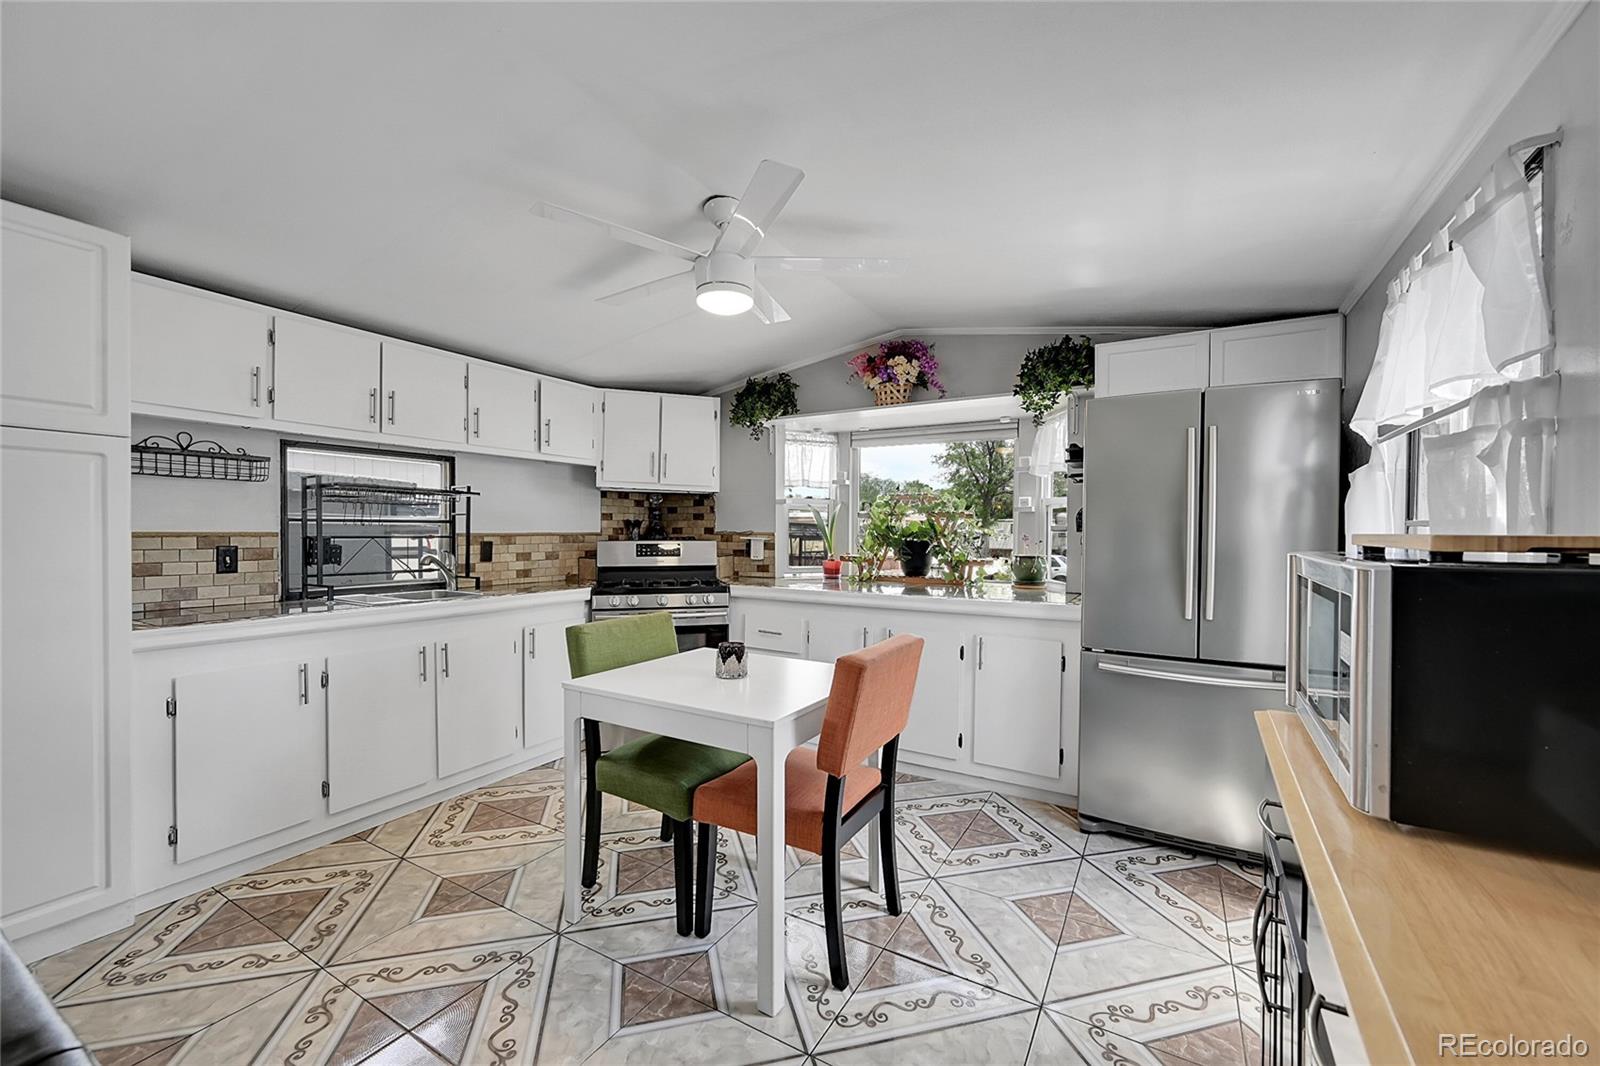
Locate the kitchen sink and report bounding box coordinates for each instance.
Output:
[335,589,483,606]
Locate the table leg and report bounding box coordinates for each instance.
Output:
[866,747,883,894]
[563,691,583,926]
[754,726,787,1017]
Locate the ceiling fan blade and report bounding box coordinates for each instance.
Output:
[711,160,805,257]
[531,202,701,263]
[754,256,905,275]
[750,280,791,325]
[595,270,694,306]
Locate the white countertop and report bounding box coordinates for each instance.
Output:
[731,578,1081,621]
[131,586,592,651]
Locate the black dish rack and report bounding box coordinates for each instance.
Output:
[131,432,270,482]
[293,475,479,600]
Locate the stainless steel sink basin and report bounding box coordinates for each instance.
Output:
[335,589,482,606]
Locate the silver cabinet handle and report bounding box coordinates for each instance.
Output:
[419,645,428,682]
[1184,426,1198,621]
[298,663,309,704]
[977,636,984,669]
[527,628,537,659]
[251,366,262,407]
[1095,660,1281,690]
[1205,424,1218,621]
[544,418,552,447]
[387,390,396,425]
[441,642,450,678]
[755,628,783,637]
[861,626,868,646]
[650,451,657,478]
[473,407,481,437]
[369,387,378,423]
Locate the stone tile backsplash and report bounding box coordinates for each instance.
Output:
[132,532,281,621]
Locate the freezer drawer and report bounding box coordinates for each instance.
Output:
[1079,651,1285,854]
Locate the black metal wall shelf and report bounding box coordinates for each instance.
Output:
[131,432,270,482]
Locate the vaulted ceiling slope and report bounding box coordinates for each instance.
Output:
[0,2,1563,392]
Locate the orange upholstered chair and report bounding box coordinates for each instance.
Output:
[692,634,923,988]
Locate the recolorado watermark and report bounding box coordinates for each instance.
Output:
[1440,1034,1591,1058]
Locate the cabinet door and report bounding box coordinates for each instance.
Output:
[805,610,867,664]
[132,277,272,420]
[971,632,1063,780]
[739,602,807,657]
[1094,331,1210,397]
[522,620,573,752]
[437,622,523,777]
[327,642,437,814]
[882,613,965,760]
[658,394,719,491]
[381,341,467,445]
[598,391,661,487]
[1,428,129,931]
[272,316,382,433]
[173,658,323,863]
[1208,315,1343,387]
[469,361,539,455]
[1,202,130,436]
[538,377,599,463]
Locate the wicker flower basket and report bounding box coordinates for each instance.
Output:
[873,380,913,406]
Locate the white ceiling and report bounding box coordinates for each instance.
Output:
[0,2,1563,392]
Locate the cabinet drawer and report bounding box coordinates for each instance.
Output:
[742,605,805,656]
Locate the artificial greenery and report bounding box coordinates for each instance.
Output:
[1014,334,1094,426]
[728,372,799,439]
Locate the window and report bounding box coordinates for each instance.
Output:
[853,429,1017,560]
[777,431,839,572]
[281,442,454,597]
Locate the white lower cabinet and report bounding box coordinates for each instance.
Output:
[882,612,966,761]
[436,620,525,777]
[971,631,1066,781]
[326,641,437,814]
[172,658,324,863]
[804,607,869,663]
[522,620,572,752]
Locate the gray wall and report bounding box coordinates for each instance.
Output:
[1344,5,1599,531]
[715,332,1078,542]
[131,414,600,532]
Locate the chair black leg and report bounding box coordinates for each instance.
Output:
[581,720,602,888]
[672,818,694,936]
[694,823,717,938]
[879,802,902,917]
[822,777,849,990]
[661,814,673,842]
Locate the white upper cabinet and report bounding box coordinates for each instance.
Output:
[599,390,662,488]
[1094,330,1210,397]
[1208,314,1343,387]
[468,360,539,456]
[271,316,382,434]
[537,376,599,463]
[380,340,466,445]
[2,202,130,436]
[658,394,719,491]
[133,276,272,421]
[599,389,719,492]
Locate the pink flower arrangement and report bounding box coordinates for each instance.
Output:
[847,338,946,396]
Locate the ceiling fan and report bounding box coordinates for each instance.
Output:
[531,159,902,323]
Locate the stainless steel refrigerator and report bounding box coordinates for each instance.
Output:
[1079,379,1339,855]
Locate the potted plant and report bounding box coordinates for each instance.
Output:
[1010,534,1047,588]
[1014,334,1094,426]
[847,338,946,407]
[806,500,843,577]
[728,372,799,440]
[895,514,939,578]
[856,496,905,582]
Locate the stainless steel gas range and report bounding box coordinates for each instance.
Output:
[589,540,730,652]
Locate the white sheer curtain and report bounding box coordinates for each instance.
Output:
[784,431,837,498]
[1347,140,1558,537]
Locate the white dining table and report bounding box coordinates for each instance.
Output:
[562,647,877,1016]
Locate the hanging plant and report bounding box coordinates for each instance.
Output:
[1014,335,1094,425]
[728,372,799,439]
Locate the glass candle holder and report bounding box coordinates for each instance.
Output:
[716,640,747,679]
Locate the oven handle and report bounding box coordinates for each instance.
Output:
[666,610,730,623]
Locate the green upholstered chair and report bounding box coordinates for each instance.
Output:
[565,613,750,935]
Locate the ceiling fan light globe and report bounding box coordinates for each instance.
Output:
[696,282,754,316]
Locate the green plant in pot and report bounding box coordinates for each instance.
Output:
[1010,534,1047,588]
[856,496,906,582]
[806,500,842,578]
[1014,334,1094,426]
[896,514,939,578]
[728,372,799,440]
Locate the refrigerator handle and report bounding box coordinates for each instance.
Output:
[1184,426,1198,621]
[1095,660,1282,691]
[1205,423,1218,621]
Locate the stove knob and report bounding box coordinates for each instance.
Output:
[609,596,622,607]
[685,594,699,606]
[656,595,669,607]
[626,595,639,607]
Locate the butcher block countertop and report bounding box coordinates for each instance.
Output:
[1256,710,1600,1064]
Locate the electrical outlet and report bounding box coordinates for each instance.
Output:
[480,539,494,563]
[215,545,239,574]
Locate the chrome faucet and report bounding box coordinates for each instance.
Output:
[417,546,458,591]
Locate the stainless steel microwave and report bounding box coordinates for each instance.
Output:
[1287,551,1600,858]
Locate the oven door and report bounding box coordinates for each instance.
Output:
[668,608,730,653]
